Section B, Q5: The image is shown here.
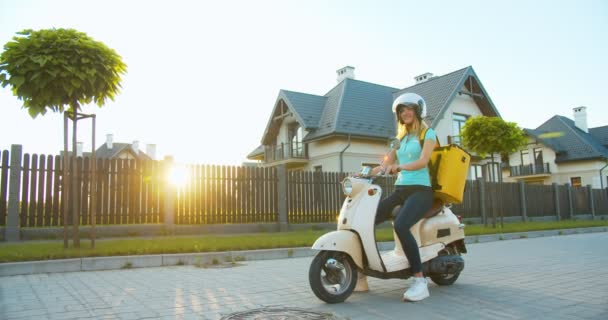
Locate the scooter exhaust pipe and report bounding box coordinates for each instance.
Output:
[423,255,465,275]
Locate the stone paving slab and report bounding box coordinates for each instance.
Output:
[1,232,608,319]
[1,226,606,277]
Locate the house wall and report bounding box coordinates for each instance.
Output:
[276,114,299,145]
[506,138,557,168]
[306,137,388,172]
[503,138,558,183]
[432,87,484,146]
[551,160,606,188]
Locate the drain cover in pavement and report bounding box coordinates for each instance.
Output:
[221,307,346,320]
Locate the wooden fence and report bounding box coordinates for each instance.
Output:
[175,166,277,224]
[0,151,165,227]
[1,147,608,232]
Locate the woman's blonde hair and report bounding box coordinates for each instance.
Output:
[396,117,428,140]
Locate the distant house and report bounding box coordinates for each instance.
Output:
[502,107,608,188]
[64,134,156,161]
[247,65,501,178]
[94,134,155,161]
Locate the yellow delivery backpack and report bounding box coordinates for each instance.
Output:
[420,128,471,204]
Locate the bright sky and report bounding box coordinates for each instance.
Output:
[1,0,607,165]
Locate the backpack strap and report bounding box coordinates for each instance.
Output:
[418,127,440,149]
[419,128,442,190]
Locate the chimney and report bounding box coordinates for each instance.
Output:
[77,142,83,157]
[336,66,355,83]
[573,106,588,133]
[146,144,157,160]
[106,134,113,149]
[414,72,434,84]
[132,141,140,155]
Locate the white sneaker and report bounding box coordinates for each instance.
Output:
[403,277,429,302]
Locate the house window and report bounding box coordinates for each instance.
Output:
[533,148,543,166]
[452,113,468,145]
[468,164,484,180]
[570,177,582,187]
[289,124,304,157]
[314,165,322,172]
[520,149,529,165]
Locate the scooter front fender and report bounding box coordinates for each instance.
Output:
[311,230,363,269]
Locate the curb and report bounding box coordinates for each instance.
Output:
[1,227,606,277]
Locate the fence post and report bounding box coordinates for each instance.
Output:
[5,145,22,241]
[162,156,175,228]
[587,184,595,218]
[553,183,561,221]
[519,180,528,222]
[477,177,486,225]
[566,183,573,219]
[277,164,288,231]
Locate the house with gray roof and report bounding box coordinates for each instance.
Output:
[77,134,156,161]
[502,106,608,188]
[248,66,501,175]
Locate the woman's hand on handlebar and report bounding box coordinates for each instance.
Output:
[387,164,401,174]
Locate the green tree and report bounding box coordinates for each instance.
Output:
[460,116,528,227]
[0,28,126,117]
[0,28,126,247]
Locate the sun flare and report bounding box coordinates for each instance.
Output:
[168,165,189,187]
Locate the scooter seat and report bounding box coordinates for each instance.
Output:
[391,197,444,219]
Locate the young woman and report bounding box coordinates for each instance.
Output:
[371,92,436,302]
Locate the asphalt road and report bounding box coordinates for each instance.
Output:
[1,232,607,319]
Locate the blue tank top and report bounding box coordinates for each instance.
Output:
[394,128,436,186]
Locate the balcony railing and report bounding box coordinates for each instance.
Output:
[509,163,551,177]
[265,142,308,163]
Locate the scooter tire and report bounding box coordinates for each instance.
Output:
[429,272,460,286]
[309,251,357,304]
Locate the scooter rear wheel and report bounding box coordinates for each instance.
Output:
[429,247,461,286]
[429,271,460,286]
[309,251,357,303]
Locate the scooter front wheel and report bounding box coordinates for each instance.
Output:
[309,251,357,303]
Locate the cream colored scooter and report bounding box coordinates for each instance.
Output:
[309,166,467,303]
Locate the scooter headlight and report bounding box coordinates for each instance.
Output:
[342,178,353,196]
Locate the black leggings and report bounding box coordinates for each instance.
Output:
[375,185,433,274]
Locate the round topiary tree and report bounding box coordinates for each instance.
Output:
[0,28,127,247]
[460,115,527,227]
[0,28,126,117]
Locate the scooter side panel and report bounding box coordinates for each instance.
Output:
[311,230,364,269]
[420,209,465,247]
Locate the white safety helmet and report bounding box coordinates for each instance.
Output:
[392,92,426,120]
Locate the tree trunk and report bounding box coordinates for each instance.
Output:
[90,115,96,248]
[63,113,69,248]
[71,107,80,248]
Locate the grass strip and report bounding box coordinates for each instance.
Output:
[0,219,606,263]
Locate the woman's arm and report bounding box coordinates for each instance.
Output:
[370,149,396,175]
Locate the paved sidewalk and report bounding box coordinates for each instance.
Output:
[1,233,608,319]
